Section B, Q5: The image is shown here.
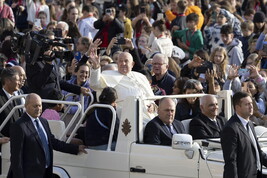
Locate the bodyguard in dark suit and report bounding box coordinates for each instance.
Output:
[8,93,87,178]
[221,92,267,178]
[0,68,22,137]
[189,95,227,139]
[144,98,185,146]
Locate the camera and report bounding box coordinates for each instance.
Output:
[105,8,112,15]
[196,61,213,73]
[10,31,74,65]
[53,28,62,38]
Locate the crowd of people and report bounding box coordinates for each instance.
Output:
[1,0,267,177]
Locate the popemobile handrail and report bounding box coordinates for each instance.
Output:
[62,92,94,116]
[67,104,116,151]
[0,94,82,141]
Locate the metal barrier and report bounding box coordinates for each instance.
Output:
[0,94,82,141]
[63,92,94,116]
[67,104,117,151]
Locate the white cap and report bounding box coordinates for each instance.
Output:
[172,46,185,59]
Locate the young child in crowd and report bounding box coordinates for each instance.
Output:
[239,20,254,60]
[85,87,119,150]
[220,24,244,66]
[172,13,204,60]
[170,0,187,32]
[204,12,227,53]
[41,88,64,121]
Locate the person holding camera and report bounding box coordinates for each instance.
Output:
[25,31,90,103]
[180,49,212,80]
[93,6,124,48]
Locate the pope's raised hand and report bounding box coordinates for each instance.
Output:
[89,47,100,69]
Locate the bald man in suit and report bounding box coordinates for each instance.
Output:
[144,98,185,146]
[8,93,87,178]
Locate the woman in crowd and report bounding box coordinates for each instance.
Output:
[62,63,93,114]
[172,77,189,95]
[175,79,201,121]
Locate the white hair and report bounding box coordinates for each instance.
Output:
[57,21,69,32]
[153,53,169,64]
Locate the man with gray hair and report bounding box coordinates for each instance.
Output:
[56,21,69,38]
[151,53,175,95]
[189,95,227,139]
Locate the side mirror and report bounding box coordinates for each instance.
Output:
[172,134,193,150]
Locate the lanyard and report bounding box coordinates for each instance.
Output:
[34,2,41,18]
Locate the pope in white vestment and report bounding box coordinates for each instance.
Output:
[89,52,157,123]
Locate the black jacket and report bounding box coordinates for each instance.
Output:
[0,88,21,137]
[175,99,201,121]
[152,72,176,95]
[144,116,185,146]
[85,108,119,146]
[26,61,81,99]
[93,18,124,44]
[221,114,267,178]
[189,113,227,139]
[8,114,79,178]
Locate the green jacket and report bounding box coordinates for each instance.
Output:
[173,29,204,59]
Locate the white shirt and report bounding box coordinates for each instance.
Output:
[146,36,173,58]
[236,113,249,130]
[2,88,13,99]
[78,16,98,40]
[26,0,50,25]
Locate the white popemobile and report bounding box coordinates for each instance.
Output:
[1,90,267,178]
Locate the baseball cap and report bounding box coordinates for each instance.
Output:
[172,46,185,59]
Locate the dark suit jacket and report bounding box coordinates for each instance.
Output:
[189,113,227,139]
[8,113,79,178]
[151,72,176,95]
[0,88,21,137]
[221,114,267,178]
[26,61,81,99]
[144,116,185,146]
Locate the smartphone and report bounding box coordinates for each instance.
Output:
[139,45,145,50]
[75,51,81,61]
[238,68,250,78]
[34,19,41,28]
[140,7,146,13]
[157,13,164,20]
[116,38,126,45]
